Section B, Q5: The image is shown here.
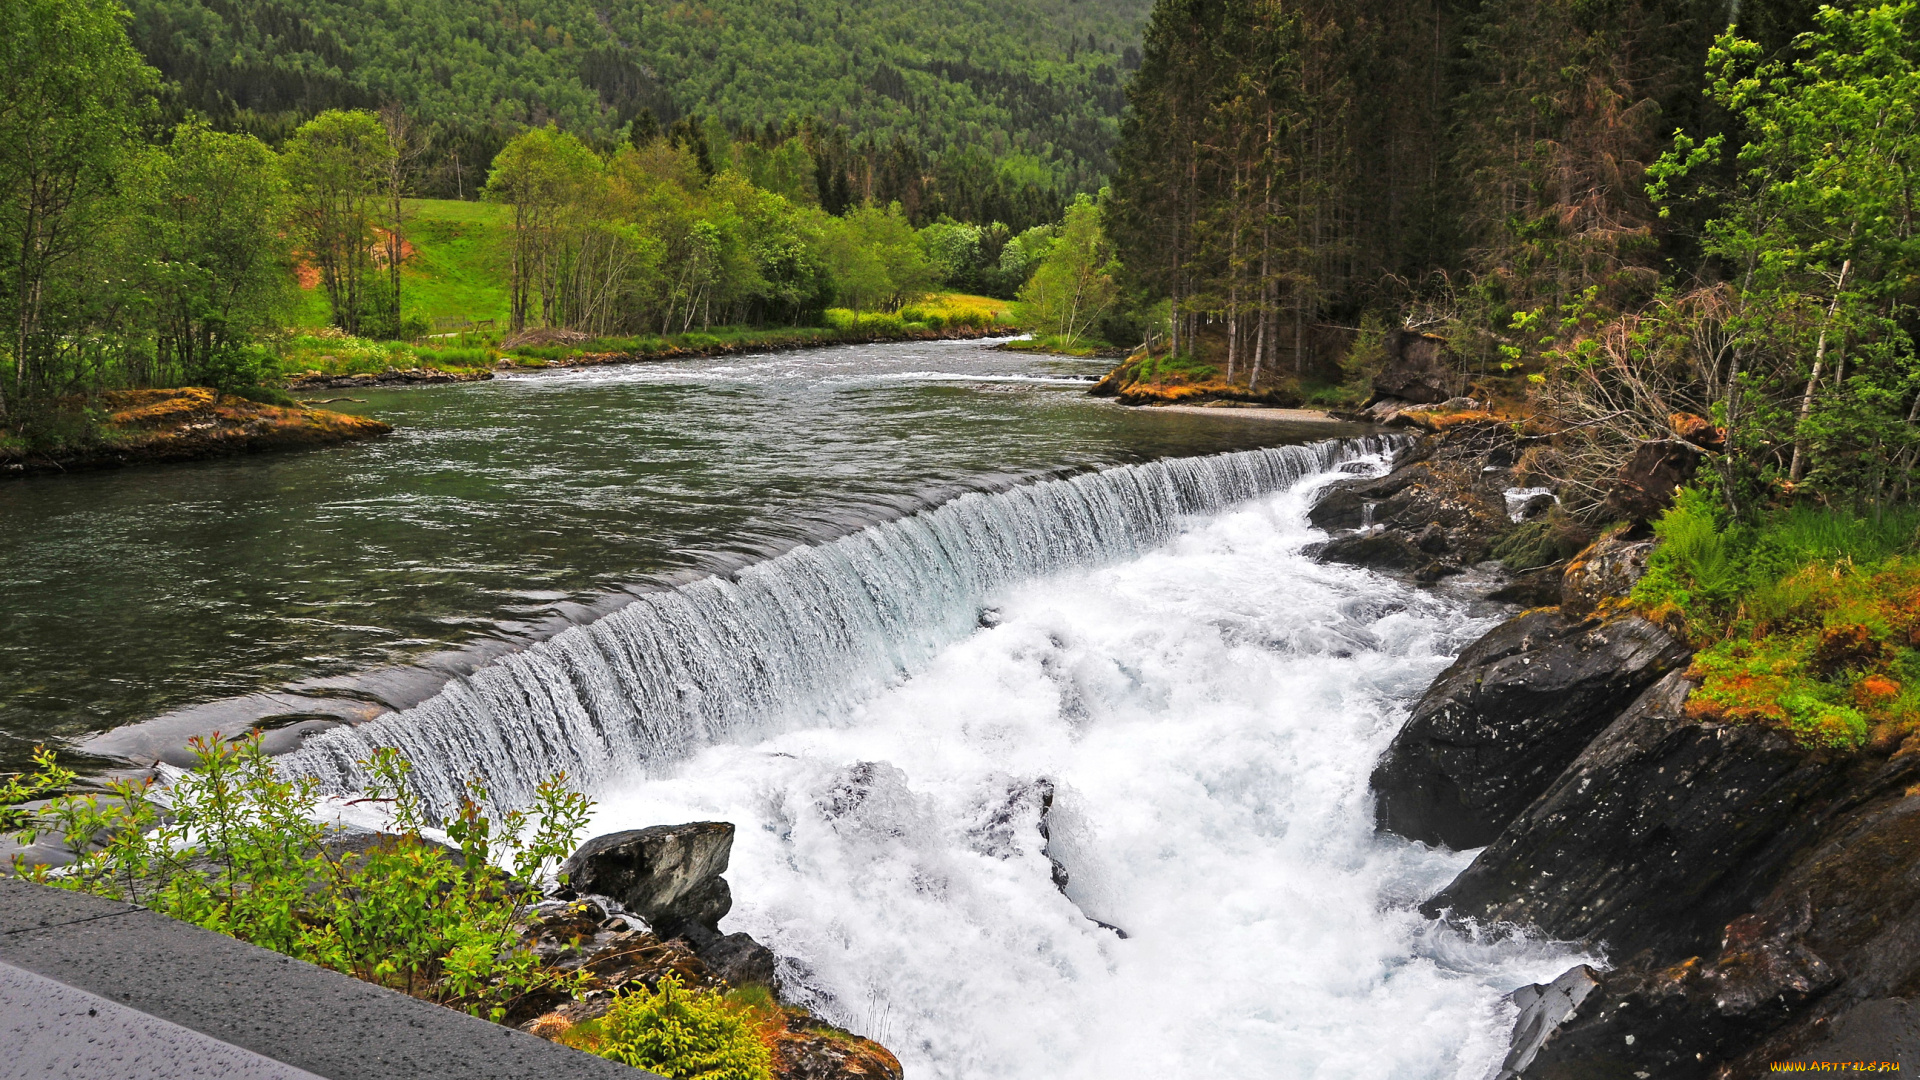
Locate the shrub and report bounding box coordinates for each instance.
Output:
[6,735,592,1020]
[586,975,773,1080]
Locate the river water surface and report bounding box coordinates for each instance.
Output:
[0,339,1329,764]
[3,337,1583,1077]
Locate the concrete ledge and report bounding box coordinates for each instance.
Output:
[3,959,327,1079]
[0,878,655,1080]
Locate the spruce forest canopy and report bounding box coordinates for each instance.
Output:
[130,0,1152,195]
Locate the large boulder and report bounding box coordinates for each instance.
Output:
[1369,330,1457,405]
[1475,686,1920,1077]
[1308,450,1514,579]
[1371,608,1691,849]
[560,822,735,939]
[1424,673,1854,961]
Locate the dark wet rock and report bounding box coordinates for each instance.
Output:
[1606,439,1702,523]
[1370,330,1458,405]
[560,822,736,938]
[1514,902,1839,1078]
[1372,610,1691,849]
[1486,565,1565,608]
[1560,534,1657,618]
[1309,431,1522,581]
[1306,487,1369,531]
[1714,774,1920,1073]
[699,931,779,988]
[1318,531,1425,570]
[1425,673,1857,961]
[1779,998,1920,1070]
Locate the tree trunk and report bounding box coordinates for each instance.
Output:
[1788,258,1851,485]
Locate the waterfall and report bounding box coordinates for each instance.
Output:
[281,436,1405,816]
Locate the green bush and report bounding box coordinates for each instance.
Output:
[6,736,592,1020]
[590,975,773,1080]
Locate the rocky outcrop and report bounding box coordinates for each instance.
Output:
[284,367,492,390]
[1370,330,1458,405]
[770,1014,906,1080]
[1372,610,1691,849]
[1558,532,1656,617]
[2,388,391,477]
[557,822,780,989]
[530,827,905,1080]
[1308,430,1520,581]
[1425,672,1855,958]
[1470,723,1920,1076]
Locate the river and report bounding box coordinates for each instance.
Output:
[2,337,1582,1077]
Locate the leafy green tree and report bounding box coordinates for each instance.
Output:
[1015,194,1119,347]
[1649,2,1920,507]
[486,126,609,333]
[284,110,393,337]
[825,203,932,314]
[130,121,294,388]
[0,0,154,415]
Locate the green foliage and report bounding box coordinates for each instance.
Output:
[130,121,296,389]
[1013,194,1119,348]
[591,975,773,1080]
[285,110,393,337]
[6,735,593,1021]
[0,0,157,416]
[1640,3,1920,507]
[1631,489,1920,751]
[125,0,1149,198]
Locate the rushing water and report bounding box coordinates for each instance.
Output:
[6,337,1583,1072]
[285,435,1585,1078]
[0,339,1336,766]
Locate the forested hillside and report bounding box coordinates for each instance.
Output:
[130,0,1151,202]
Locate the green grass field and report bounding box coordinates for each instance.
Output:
[293,199,512,330]
[278,199,1015,381]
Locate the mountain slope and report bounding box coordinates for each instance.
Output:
[132,0,1150,181]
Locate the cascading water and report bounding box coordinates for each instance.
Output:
[283,435,1588,1076]
[281,436,1405,816]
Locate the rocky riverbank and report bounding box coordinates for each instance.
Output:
[519,821,903,1080]
[1,387,391,477]
[1311,422,1920,1074]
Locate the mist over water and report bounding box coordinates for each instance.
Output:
[577,459,1584,1079]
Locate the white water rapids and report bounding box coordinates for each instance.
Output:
[285,438,1586,1077]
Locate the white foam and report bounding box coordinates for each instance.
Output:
[588,474,1586,1079]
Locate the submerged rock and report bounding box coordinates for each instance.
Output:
[1372,609,1690,849]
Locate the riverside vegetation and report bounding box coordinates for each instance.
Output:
[0,0,1134,467]
[2,736,878,1080]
